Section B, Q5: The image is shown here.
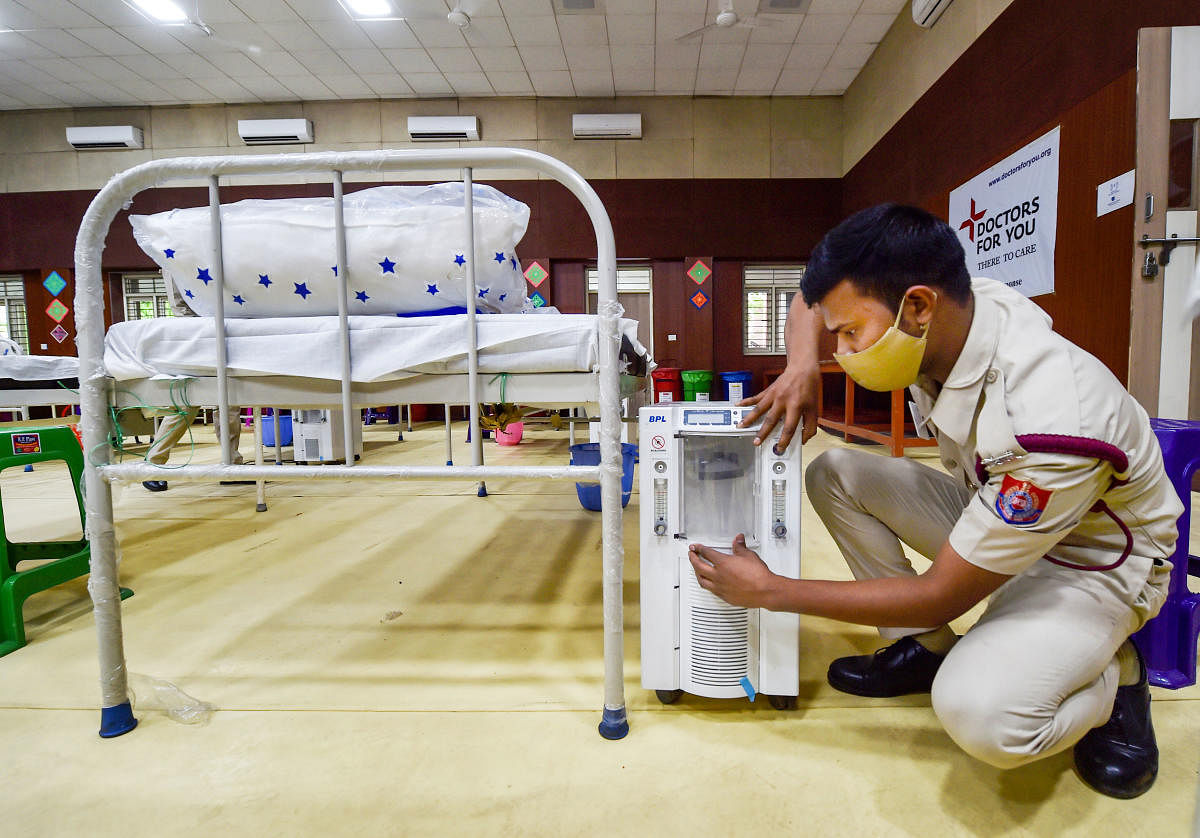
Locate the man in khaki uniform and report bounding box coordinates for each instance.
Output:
[140,278,244,492]
[689,204,1179,799]
[141,405,244,491]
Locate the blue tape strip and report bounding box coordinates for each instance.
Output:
[394,307,472,317]
[740,676,756,702]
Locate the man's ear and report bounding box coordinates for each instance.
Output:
[903,285,939,326]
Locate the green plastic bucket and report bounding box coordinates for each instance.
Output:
[681,369,714,402]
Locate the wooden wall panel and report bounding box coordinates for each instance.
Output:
[0,178,838,268]
[551,261,584,313]
[844,0,1200,215]
[651,259,685,369]
[27,268,75,355]
[2,178,839,372]
[840,0,1200,384]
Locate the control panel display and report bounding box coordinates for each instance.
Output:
[683,409,733,427]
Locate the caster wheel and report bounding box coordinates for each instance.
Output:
[766,694,797,711]
[655,689,684,705]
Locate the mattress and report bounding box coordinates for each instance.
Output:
[0,354,80,385]
[104,312,649,383]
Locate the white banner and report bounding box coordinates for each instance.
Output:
[949,126,1060,298]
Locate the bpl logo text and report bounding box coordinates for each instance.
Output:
[647,415,667,423]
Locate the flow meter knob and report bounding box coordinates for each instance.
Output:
[654,521,668,536]
[772,522,787,538]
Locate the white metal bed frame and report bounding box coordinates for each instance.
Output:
[0,356,80,419]
[74,148,629,741]
[0,388,78,417]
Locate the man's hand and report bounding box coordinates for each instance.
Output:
[738,363,820,452]
[688,534,779,609]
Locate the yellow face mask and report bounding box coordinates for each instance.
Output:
[833,295,933,392]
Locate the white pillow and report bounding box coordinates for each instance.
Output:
[129,182,530,317]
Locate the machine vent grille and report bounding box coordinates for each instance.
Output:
[303,438,321,461]
[685,572,749,686]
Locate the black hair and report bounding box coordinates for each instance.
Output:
[800,203,972,309]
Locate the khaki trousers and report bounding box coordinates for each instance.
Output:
[144,407,243,466]
[805,447,1157,769]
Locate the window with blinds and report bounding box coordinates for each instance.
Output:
[743,265,805,355]
[0,276,29,353]
[585,266,652,294]
[123,273,175,320]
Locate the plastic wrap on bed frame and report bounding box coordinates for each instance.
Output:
[73,148,629,741]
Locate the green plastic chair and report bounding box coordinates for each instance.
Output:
[0,425,131,658]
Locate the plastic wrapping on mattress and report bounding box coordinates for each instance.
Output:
[103,312,649,382]
[129,182,530,318]
[0,355,80,381]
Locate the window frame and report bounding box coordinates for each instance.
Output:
[0,276,29,354]
[122,272,175,321]
[585,264,653,297]
[585,263,654,357]
[742,265,805,356]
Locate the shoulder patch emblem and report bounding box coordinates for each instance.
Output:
[995,473,1052,526]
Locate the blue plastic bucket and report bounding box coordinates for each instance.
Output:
[720,371,753,401]
[262,413,293,447]
[569,442,637,510]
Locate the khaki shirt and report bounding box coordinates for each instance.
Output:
[910,279,1180,606]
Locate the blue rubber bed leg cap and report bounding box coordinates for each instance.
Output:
[477,484,488,497]
[99,702,138,738]
[598,706,629,740]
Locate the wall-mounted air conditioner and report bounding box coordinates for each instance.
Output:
[237,118,314,145]
[571,113,642,139]
[65,125,144,150]
[406,116,480,141]
[912,0,953,28]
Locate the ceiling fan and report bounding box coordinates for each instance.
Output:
[372,0,491,30]
[675,0,785,42]
[127,1,264,53]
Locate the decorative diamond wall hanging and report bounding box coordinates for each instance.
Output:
[523,260,549,287]
[46,299,69,322]
[529,291,547,308]
[43,270,67,297]
[686,258,712,285]
[690,289,709,310]
[50,324,69,343]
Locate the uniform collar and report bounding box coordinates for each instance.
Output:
[925,288,1002,446]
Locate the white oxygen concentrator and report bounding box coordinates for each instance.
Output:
[291,409,364,463]
[639,402,802,709]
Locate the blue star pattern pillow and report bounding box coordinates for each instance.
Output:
[130,183,530,317]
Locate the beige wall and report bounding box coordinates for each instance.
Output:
[0,95,842,193]
[841,0,1016,173]
[0,2,1034,193]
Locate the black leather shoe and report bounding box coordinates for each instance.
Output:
[826,635,947,697]
[1073,648,1158,799]
[142,480,168,492]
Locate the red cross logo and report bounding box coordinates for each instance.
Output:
[958,198,986,242]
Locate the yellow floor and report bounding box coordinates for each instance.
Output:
[2,422,1198,836]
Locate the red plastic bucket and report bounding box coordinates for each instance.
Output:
[651,367,683,404]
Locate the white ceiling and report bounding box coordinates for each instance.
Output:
[0,0,905,110]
